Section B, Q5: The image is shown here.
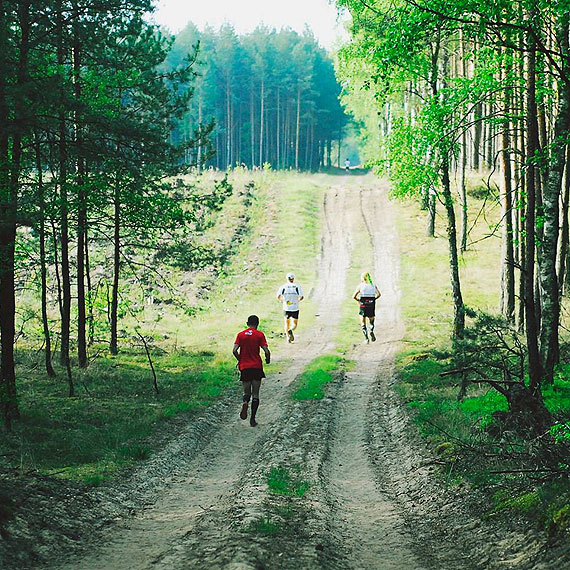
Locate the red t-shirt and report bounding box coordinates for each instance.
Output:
[234,328,268,371]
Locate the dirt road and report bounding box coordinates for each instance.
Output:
[50,175,552,570]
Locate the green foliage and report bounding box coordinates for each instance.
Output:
[545,367,570,417]
[291,355,346,401]
[451,311,527,398]
[551,422,570,444]
[266,466,310,498]
[491,482,570,537]
[387,117,436,198]
[491,490,541,516]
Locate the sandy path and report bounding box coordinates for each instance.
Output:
[57,181,355,570]
[26,174,570,570]
[325,179,424,569]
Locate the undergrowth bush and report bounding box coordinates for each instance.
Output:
[397,313,570,535]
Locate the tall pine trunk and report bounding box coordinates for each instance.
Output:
[110,182,120,355]
[35,137,56,377]
[56,1,73,395]
[276,88,280,169]
[295,85,301,170]
[0,0,30,428]
[74,26,87,368]
[259,77,264,167]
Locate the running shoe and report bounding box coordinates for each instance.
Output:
[287,330,294,342]
[370,330,376,342]
[240,402,248,420]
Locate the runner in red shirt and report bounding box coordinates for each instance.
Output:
[232,315,270,427]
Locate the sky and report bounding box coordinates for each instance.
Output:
[151,0,349,49]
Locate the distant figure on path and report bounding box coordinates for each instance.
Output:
[345,158,351,171]
[233,315,270,427]
[277,273,304,342]
[353,272,381,343]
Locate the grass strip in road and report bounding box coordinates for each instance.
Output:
[291,354,348,401]
[267,466,310,498]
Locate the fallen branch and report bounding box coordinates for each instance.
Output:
[487,468,566,475]
[136,330,159,395]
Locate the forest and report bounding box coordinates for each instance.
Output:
[2,0,570,567]
[337,0,570,423]
[166,23,348,171]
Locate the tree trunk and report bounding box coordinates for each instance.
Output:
[56,1,73,397]
[500,53,515,323]
[459,131,468,252]
[197,97,203,170]
[538,12,570,384]
[426,186,436,237]
[110,183,120,355]
[35,137,56,377]
[0,0,29,428]
[524,40,544,394]
[259,76,264,167]
[557,144,570,293]
[473,102,483,170]
[74,26,87,368]
[295,85,301,170]
[276,88,280,169]
[442,153,465,338]
[226,75,231,168]
[84,224,94,346]
[250,82,255,167]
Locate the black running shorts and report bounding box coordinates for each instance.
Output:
[359,297,376,318]
[240,368,266,382]
[284,310,299,318]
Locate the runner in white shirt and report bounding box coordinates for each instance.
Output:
[277,272,304,342]
[353,271,381,343]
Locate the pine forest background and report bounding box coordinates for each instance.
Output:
[167,23,348,171]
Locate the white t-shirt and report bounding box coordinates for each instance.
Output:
[278,282,304,311]
[358,281,376,298]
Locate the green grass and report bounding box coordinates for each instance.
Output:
[3,349,236,482]
[392,170,570,532]
[393,170,503,423]
[490,482,570,536]
[266,466,310,497]
[160,170,325,351]
[291,354,346,400]
[246,517,282,534]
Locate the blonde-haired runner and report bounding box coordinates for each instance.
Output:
[353,272,381,343]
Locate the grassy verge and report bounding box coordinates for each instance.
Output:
[4,170,327,482]
[393,172,570,535]
[267,465,310,497]
[6,349,235,484]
